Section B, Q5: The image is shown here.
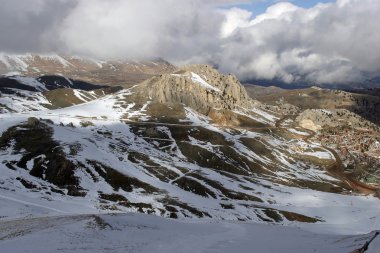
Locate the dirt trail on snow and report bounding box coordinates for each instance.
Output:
[274,115,379,196]
[324,147,378,195]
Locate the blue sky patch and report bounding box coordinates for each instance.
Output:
[231,0,335,17]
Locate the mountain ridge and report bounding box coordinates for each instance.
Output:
[0,53,176,87]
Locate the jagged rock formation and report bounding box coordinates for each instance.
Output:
[132,65,254,115]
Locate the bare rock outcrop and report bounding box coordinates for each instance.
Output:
[131,64,254,115]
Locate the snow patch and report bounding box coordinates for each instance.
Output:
[9,76,47,91]
[190,72,221,92]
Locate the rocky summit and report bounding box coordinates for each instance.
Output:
[131,65,253,114]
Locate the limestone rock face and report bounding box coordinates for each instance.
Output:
[132,64,253,114]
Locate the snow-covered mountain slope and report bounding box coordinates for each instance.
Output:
[1,87,379,226]
[0,53,176,87]
[0,75,120,113]
[0,65,379,252]
[0,75,108,92]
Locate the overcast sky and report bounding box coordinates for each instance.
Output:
[0,0,379,85]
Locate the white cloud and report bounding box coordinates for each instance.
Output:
[0,0,380,85]
[220,8,252,38]
[250,2,299,25]
[51,0,224,61]
[217,0,380,84]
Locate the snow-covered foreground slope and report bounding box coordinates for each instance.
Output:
[0,213,378,253]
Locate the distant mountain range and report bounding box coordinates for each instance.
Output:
[244,76,380,90]
[0,53,176,87]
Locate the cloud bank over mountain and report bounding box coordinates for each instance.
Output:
[218,0,380,84]
[0,0,379,85]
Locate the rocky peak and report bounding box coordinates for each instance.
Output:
[132,64,253,114]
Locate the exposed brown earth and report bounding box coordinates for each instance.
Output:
[251,86,380,125]
[244,84,285,98]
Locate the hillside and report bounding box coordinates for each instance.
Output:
[254,86,380,125]
[0,75,120,113]
[244,84,285,99]
[248,85,380,186]
[0,65,379,252]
